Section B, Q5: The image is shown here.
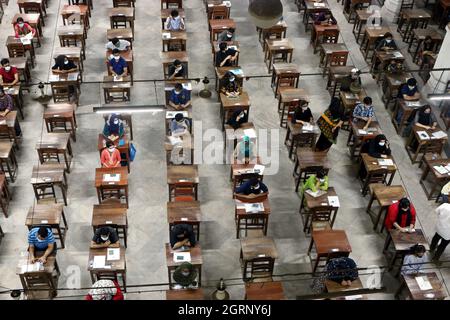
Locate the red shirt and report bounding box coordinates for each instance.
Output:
[385,202,416,230]
[0,67,18,83]
[14,23,36,38]
[85,281,124,300]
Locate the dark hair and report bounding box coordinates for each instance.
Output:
[112,48,120,55]
[316,169,327,179]
[0,58,9,66]
[328,97,342,119]
[16,17,24,23]
[250,178,260,186]
[55,55,67,67]
[228,28,235,33]
[172,224,189,236]
[424,35,432,42]
[37,226,49,238]
[384,32,393,38]
[174,83,183,91]
[98,227,111,236]
[374,134,387,143]
[219,42,227,51]
[363,96,372,105]
[175,113,184,122]
[420,105,432,113]
[411,244,426,254]
[299,100,309,107]
[111,37,119,45]
[399,198,410,209]
[407,78,417,86]
[106,141,114,148]
[171,9,179,17]
[0,85,4,94]
[225,71,235,79]
[173,59,181,66]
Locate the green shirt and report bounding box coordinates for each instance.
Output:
[301,175,329,196]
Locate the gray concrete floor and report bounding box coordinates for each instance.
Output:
[0,0,449,300]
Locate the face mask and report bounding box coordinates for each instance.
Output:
[408,86,415,90]
[386,39,392,43]
[18,23,24,28]
[229,77,235,82]
[4,66,11,72]
[302,106,308,111]
[114,56,120,61]
[319,178,325,183]
[113,119,119,125]
[424,110,431,114]
[227,33,232,38]
[101,235,109,241]
[181,271,190,276]
[175,90,181,95]
[379,142,385,147]
[64,60,69,65]
[108,147,115,152]
[252,184,260,190]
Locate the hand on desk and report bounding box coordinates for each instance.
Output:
[38,256,47,264]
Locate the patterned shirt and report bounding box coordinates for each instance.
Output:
[0,94,13,112]
[353,103,374,119]
[28,227,55,250]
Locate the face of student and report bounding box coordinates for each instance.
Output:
[251,183,260,190]
[64,59,69,65]
[386,37,393,43]
[424,108,431,114]
[108,145,116,152]
[229,76,235,82]
[18,21,24,28]
[378,140,386,147]
[401,206,409,212]
[100,234,110,241]
[181,268,190,276]
[416,251,425,258]
[3,63,11,72]
[113,54,120,61]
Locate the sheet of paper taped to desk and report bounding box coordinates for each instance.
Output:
[415,276,433,291]
[378,159,394,166]
[433,165,448,175]
[162,32,171,39]
[253,164,265,175]
[244,202,264,213]
[431,131,447,139]
[93,255,106,269]
[173,252,191,263]
[302,123,314,132]
[328,196,340,207]
[107,248,120,261]
[103,174,121,182]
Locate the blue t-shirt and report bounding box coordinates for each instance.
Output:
[170,89,190,105]
[108,57,128,75]
[400,85,418,97]
[236,180,268,195]
[28,227,55,250]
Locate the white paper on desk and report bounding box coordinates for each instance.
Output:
[0,120,6,125]
[173,252,191,263]
[302,123,314,132]
[168,136,182,145]
[113,75,123,82]
[21,262,43,273]
[417,131,430,140]
[378,159,394,166]
[229,68,244,76]
[253,164,265,175]
[344,93,357,100]
[434,165,448,175]
[49,74,60,82]
[228,45,238,51]
[93,255,106,269]
[393,51,404,58]
[162,32,171,39]
[223,1,232,7]
[431,131,447,139]
[416,276,433,291]
[345,295,363,300]
[103,174,121,182]
[107,248,120,261]
[358,129,367,135]
[444,164,450,172]
[313,2,326,6]
[406,101,422,107]
[244,202,264,213]
[166,111,188,119]
[305,189,326,198]
[328,196,340,208]
[243,129,257,139]
[182,83,192,90]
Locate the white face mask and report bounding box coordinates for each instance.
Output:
[319,178,325,183]
[252,184,260,190]
[18,23,24,28]
[229,77,235,82]
[175,90,181,95]
[101,235,109,241]
[4,66,11,72]
[379,142,385,147]
[114,56,120,61]
[408,86,415,90]
[227,33,232,38]
[113,119,119,125]
[302,106,308,111]
[386,39,392,43]
[181,271,190,276]
[108,147,115,152]
[64,60,69,65]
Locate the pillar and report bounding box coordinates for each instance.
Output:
[426,24,450,94]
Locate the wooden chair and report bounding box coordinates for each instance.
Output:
[236,212,268,239]
[314,29,339,54]
[303,206,335,234]
[19,271,58,300]
[324,51,348,76]
[0,173,11,217]
[211,6,229,20]
[172,182,197,202]
[51,85,72,104]
[245,256,275,282]
[0,124,19,150]
[111,15,129,29]
[275,75,298,99]
[7,42,34,68]
[162,0,182,9]
[37,147,61,165]
[33,184,57,204]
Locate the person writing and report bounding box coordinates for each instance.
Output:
[291,101,313,125]
[52,55,78,74]
[235,178,268,196]
[28,227,56,264]
[221,71,241,97]
[90,227,120,249]
[430,202,450,262]
[168,83,191,110]
[0,85,13,118]
[170,113,190,137]
[301,169,329,196]
[352,97,375,130]
[216,42,239,67]
[14,17,36,39]
[400,78,421,101]
[367,134,391,159]
[170,224,196,250]
[414,105,437,130]
[0,59,19,86]
[108,49,128,77]
[401,245,429,276]
[103,114,124,142]
[101,141,122,168]
[164,9,185,31]
[375,32,397,51]
[385,198,416,233]
[106,37,130,52]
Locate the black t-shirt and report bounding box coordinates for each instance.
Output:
[52,60,77,71]
[168,64,185,78]
[92,227,119,244]
[292,107,313,123]
[170,224,196,248]
[215,49,236,67]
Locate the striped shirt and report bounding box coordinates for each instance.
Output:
[28,227,55,250]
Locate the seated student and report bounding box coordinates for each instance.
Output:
[173,262,198,288]
[28,226,56,264]
[101,141,122,168]
[314,11,337,25]
[103,114,125,141]
[414,105,437,130]
[165,9,185,31]
[352,96,375,130]
[218,28,235,41]
[14,17,36,38]
[366,134,391,158]
[301,169,329,196]
[52,55,78,74]
[170,224,196,249]
[106,37,131,52]
[0,85,13,118]
[221,71,241,97]
[385,197,416,232]
[386,59,404,73]
[417,36,436,66]
[312,257,358,293]
[400,78,421,101]
[291,101,313,125]
[375,32,398,51]
[235,178,268,196]
[169,83,191,110]
[85,280,124,300]
[401,244,429,276]
[216,42,239,67]
[233,135,256,163]
[440,182,450,203]
[226,109,248,129]
[170,113,190,137]
[90,226,120,249]
[108,49,128,77]
[168,59,185,80]
[0,59,19,86]
[340,68,362,94]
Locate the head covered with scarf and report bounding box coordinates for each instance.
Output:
[88,280,117,300]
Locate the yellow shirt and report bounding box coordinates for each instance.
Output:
[442,182,450,195]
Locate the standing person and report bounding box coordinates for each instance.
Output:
[385,198,417,232]
[352,96,375,130]
[440,182,450,203]
[430,202,450,261]
[100,141,122,168]
[108,49,128,77]
[52,55,78,74]
[218,28,235,41]
[14,17,36,38]
[168,59,186,80]
[0,59,19,86]
[168,83,191,110]
[103,114,125,141]
[215,42,239,67]
[164,9,185,31]
[105,37,131,52]
[401,245,429,275]
[315,97,344,152]
[291,101,313,125]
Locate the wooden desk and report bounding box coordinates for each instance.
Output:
[6,35,35,68]
[106,50,134,84]
[43,103,77,142]
[235,198,270,239]
[68,0,93,10]
[381,71,412,107]
[160,51,188,79]
[278,88,309,128]
[88,246,127,291]
[161,8,185,29]
[360,26,391,60]
[339,90,366,121]
[48,72,80,106]
[343,0,370,22]
[207,1,230,20]
[393,99,428,135]
[347,120,382,160]
[17,0,46,20]
[167,201,201,240]
[303,0,331,32]
[113,0,135,7]
[259,21,288,50]
[383,229,429,271]
[36,132,72,173]
[325,278,364,293]
[92,204,128,248]
[353,9,371,43]
[366,185,406,232]
[209,19,236,42]
[408,29,442,64]
[245,281,285,300]
[311,24,340,54]
[165,134,194,165]
[264,39,294,73]
[26,204,67,248]
[220,92,251,131]
[271,63,300,98]
[161,0,182,9]
[308,229,351,275]
[240,237,278,281]
[107,28,134,45]
[400,272,447,300]
[95,167,129,208]
[370,50,405,80]
[165,243,202,288]
[359,153,397,196]
[57,25,86,59]
[53,47,83,71]
[97,133,131,173]
[166,288,204,300]
[420,156,450,200]
[319,43,348,76]
[167,165,199,201]
[397,9,431,42]
[433,0,450,28]
[61,4,90,30]
[108,7,134,32]
[162,31,187,52]
[299,187,339,233]
[326,65,354,97]
[231,158,263,192]
[406,125,447,163]
[31,164,68,205]
[103,75,131,103]
[293,150,330,191]
[0,141,18,182]
[285,122,318,162]
[1,111,22,148]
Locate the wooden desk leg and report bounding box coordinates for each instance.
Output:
[57,225,65,248]
[96,187,102,204]
[362,173,371,196]
[121,271,127,292]
[195,184,198,200]
[394,277,406,299]
[312,255,321,276]
[383,233,392,253]
[61,209,68,229]
[387,171,395,186]
[59,183,68,206]
[124,186,129,208]
[63,152,71,173]
[366,191,375,214]
[374,207,385,232]
[90,271,95,283]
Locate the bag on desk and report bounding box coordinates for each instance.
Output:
[129,143,137,161]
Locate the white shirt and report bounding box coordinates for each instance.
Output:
[436,203,450,240]
[105,39,130,51]
[401,254,429,276]
[165,16,185,31]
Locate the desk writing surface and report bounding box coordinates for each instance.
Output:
[231,158,263,176]
[88,246,126,272]
[413,125,447,143]
[314,24,340,33]
[235,198,271,215]
[404,272,447,300]
[296,150,330,169]
[167,165,199,184]
[365,26,391,38]
[92,205,127,227]
[424,157,450,179]
[375,50,405,62]
[61,4,89,15]
[48,72,80,83]
[266,38,294,50]
[225,122,255,141]
[320,43,348,54]
[312,230,352,254]
[389,229,429,251]
[103,75,132,89]
[287,121,319,136]
[245,281,285,300]
[161,8,185,19]
[164,134,193,151]
[162,30,188,41]
[356,9,371,20]
[399,99,428,110]
[361,153,397,172]
[240,237,278,260]
[165,243,203,268]
[209,19,236,30]
[167,201,201,224]
[26,204,64,226]
[351,120,382,139]
[95,167,128,187]
[166,288,204,300]
[386,72,412,87]
[31,164,65,184]
[220,92,250,108]
[3,111,18,128]
[16,255,57,275]
[261,21,288,31]
[160,51,188,64]
[412,29,442,41]
[36,132,70,150]
[216,66,244,78]
[58,25,84,36]
[1,85,20,96]
[304,187,338,209]
[305,0,330,10]
[12,13,40,24]
[279,88,309,103]
[273,63,300,75]
[43,105,74,119]
[107,28,134,40]
[53,47,82,59]
[401,9,431,19]
[373,185,406,206]
[108,7,134,17]
[329,65,354,77]
[325,278,363,293]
